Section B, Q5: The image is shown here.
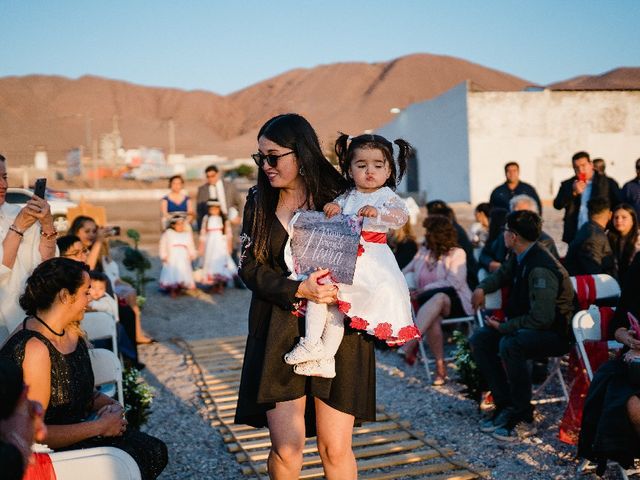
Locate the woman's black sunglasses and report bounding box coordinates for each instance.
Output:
[251,151,294,168]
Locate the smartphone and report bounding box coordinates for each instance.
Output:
[34,178,47,199]
[577,173,587,183]
[109,226,121,236]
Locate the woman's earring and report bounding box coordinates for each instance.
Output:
[299,166,305,176]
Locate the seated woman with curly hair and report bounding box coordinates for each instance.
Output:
[400,215,473,385]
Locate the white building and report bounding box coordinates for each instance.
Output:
[376,81,640,204]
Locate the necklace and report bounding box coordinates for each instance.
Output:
[32,314,65,337]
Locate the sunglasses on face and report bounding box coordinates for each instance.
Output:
[251,150,294,168]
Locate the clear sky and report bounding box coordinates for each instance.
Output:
[2,0,638,95]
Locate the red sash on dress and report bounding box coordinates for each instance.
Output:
[361,231,386,244]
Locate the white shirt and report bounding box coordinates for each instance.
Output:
[578,179,593,230]
[0,203,43,342]
[89,294,119,320]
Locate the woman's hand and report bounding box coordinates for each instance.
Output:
[324,202,342,218]
[624,329,640,350]
[295,269,338,304]
[97,406,127,437]
[357,205,378,218]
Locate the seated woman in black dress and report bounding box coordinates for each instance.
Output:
[235,113,376,479]
[578,254,640,474]
[0,257,167,480]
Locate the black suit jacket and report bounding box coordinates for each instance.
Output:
[564,220,617,278]
[196,180,242,229]
[553,172,621,243]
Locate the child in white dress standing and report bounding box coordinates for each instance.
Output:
[284,133,420,377]
[199,200,235,293]
[159,214,197,296]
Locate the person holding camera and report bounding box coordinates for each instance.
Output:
[0,155,57,341]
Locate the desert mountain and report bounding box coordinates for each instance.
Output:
[548,67,640,90]
[0,53,530,165]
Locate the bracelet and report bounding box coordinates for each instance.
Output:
[8,225,24,237]
[40,229,57,240]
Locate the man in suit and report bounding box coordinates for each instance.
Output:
[553,151,621,244]
[564,197,616,278]
[489,162,542,214]
[196,165,242,229]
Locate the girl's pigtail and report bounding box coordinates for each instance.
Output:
[334,133,350,178]
[394,139,412,185]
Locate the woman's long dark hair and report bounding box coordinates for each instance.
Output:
[69,215,95,237]
[251,114,348,264]
[334,133,410,190]
[608,203,639,273]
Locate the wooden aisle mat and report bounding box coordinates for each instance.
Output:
[177,336,490,480]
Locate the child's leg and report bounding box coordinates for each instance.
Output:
[319,305,345,358]
[304,301,327,345]
[284,301,327,365]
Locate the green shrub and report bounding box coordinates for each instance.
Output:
[452,330,487,404]
[123,367,154,429]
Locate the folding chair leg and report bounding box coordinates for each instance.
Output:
[418,341,432,384]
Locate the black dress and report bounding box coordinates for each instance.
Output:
[235,188,376,437]
[0,326,168,480]
[578,255,640,473]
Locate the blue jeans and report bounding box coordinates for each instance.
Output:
[469,326,570,418]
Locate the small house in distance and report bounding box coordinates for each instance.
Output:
[377,75,640,204]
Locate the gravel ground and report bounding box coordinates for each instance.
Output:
[124,202,623,479]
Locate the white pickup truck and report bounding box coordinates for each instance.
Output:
[6,187,78,233]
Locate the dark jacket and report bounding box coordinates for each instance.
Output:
[622,177,640,220]
[454,222,478,289]
[564,220,617,278]
[196,179,243,229]
[489,181,542,214]
[553,172,621,243]
[478,242,575,336]
[479,230,559,271]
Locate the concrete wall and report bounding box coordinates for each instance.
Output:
[468,89,640,204]
[377,82,471,203]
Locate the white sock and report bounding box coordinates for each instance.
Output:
[304,301,327,346]
[320,305,345,358]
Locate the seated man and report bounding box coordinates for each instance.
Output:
[564,197,616,278]
[470,210,575,441]
[478,194,559,273]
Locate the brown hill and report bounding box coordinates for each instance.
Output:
[548,67,640,90]
[0,53,529,165]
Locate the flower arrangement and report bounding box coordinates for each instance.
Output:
[452,329,487,405]
[123,367,155,429]
[121,229,154,296]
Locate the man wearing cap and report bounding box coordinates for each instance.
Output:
[469,210,575,442]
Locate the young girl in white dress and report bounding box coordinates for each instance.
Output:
[199,201,235,293]
[284,133,420,377]
[159,214,197,296]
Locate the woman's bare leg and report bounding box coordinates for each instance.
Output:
[422,293,451,365]
[627,395,640,437]
[266,397,307,479]
[315,398,356,480]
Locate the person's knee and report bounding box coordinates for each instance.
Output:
[270,441,305,467]
[316,437,352,466]
[498,335,522,362]
[627,395,640,423]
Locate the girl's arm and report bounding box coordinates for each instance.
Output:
[159,232,169,263]
[160,198,169,219]
[367,192,409,229]
[186,198,195,222]
[225,220,233,254]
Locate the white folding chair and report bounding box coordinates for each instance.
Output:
[83,311,118,358]
[89,348,124,406]
[570,274,622,305]
[50,446,141,480]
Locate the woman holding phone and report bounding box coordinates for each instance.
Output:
[0,155,57,340]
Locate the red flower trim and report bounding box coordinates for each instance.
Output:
[349,316,369,330]
[397,325,421,342]
[337,300,351,314]
[357,244,365,257]
[373,322,393,340]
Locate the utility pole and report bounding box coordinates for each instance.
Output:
[168,118,176,155]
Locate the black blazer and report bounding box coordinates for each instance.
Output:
[553,172,621,243]
[564,221,617,278]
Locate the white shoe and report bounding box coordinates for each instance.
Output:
[293,358,336,378]
[284,339,325,365]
